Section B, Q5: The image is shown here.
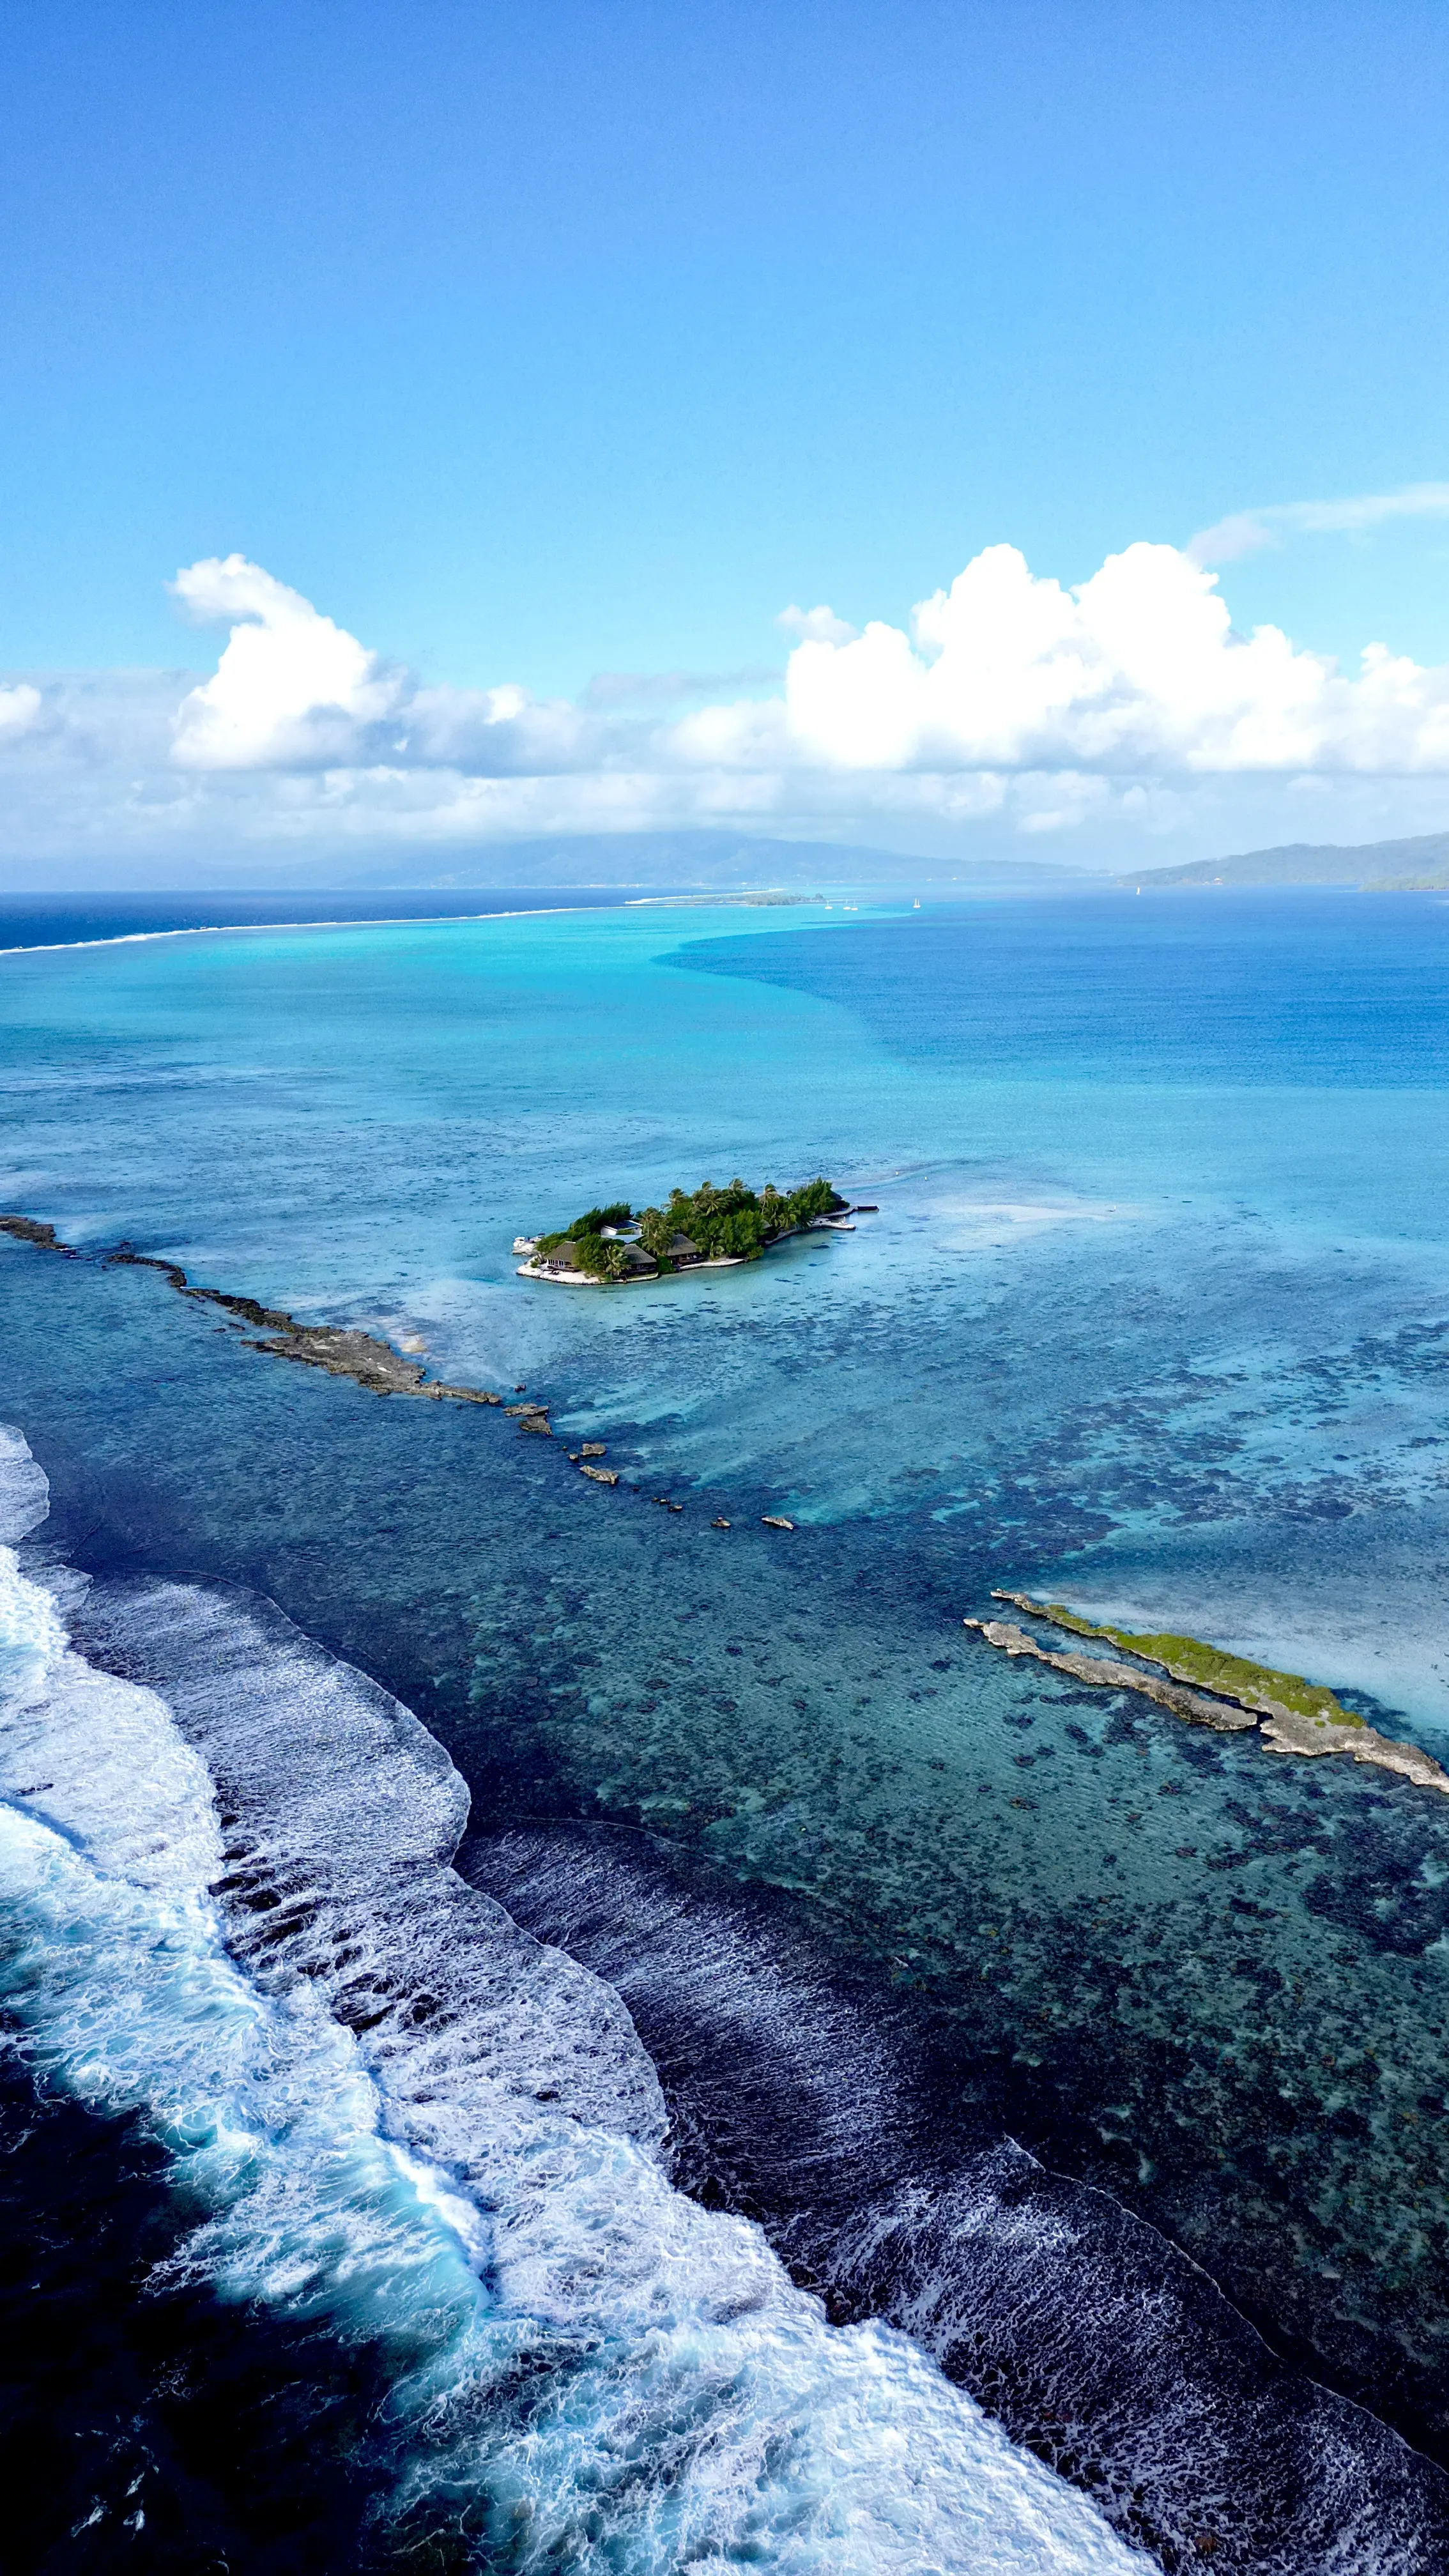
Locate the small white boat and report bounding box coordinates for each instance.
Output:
[512,1236,538,1254]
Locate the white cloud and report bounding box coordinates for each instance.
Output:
[166,555,604,778]
[159,542,1449,796]
[402,679,601,773]
[0,683,42,742]
[1188,481,1449,567]
[751,540,1449,775]
[5,537,1449,880]
[776,602,858,645]
[170,555,405,768]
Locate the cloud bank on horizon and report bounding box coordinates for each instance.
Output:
[6,519,1449,869]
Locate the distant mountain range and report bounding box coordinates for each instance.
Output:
[1121,830,1449,890]
[344,831,1086,892]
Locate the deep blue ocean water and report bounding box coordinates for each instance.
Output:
[4,887,1449,2570]
[0,887,663,949]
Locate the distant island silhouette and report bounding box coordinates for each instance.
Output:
[1119,826,1449,890]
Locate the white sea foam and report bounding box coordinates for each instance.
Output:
[0,1427,1148,2572]
[0,1422,50,1543]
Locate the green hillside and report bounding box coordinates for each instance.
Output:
[1118,829,1449,890]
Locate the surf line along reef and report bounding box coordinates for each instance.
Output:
[965,1591,1449,1795]
[513,1177,859,1284]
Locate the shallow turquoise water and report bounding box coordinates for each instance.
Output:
[5,888,1449,2567]
[6,889,1449,1721]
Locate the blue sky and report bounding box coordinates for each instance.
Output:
[3,1,1449,877]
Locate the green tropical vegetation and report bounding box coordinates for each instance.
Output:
[638,1176,838,1269]
[569,1202,633,1234]
[1029,1599,1363,1726]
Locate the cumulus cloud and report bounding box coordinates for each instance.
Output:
[170,555,406,768]
[776,602,858,645]
[166,555,602,779]
[750,541,1449,775]
[159,541,1449,797]
[5,537,1449,878]
[1188,481,1449,567]
[0,683,42,742]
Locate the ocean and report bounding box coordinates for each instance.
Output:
[4,885,1449,2570]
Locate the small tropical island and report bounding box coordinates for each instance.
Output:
[514,1176,856,1285]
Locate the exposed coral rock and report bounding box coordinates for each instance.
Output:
[965,1614,1449,1796]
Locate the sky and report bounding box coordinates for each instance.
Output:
[3,0,1449,882]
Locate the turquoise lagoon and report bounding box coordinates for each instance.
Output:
[4,889,1449,2570]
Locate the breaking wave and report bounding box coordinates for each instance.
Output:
[0,1425,1147,2574]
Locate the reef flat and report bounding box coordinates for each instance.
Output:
[968,1594,1449,1795]
[12,1204,1448,1806]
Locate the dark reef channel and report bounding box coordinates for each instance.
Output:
[8,1231,1449,2565]
[0,2059,407,2576]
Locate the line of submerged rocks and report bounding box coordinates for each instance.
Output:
[0,1214,799,1529]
